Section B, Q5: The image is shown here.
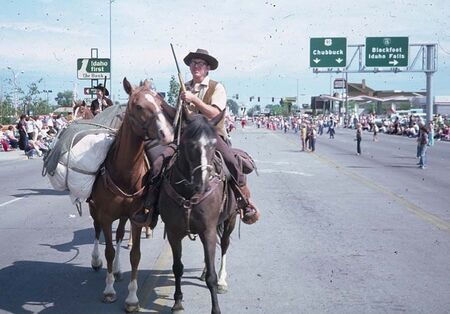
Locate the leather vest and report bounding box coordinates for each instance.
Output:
[185,79,227,138]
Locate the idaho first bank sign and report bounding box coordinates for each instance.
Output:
[77,58,111,79]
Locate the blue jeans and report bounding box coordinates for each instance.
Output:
[418,144,427,166]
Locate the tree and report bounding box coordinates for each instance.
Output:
[226,99,239,115]
[247,104,261,117]
[167,75,180,106]
[0,97,16,124]
[23,79,43,114]
[54,90,74,107]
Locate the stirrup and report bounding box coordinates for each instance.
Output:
[240,201,260,225]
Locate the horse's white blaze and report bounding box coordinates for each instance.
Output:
[156,111,174,143]
[125,279,139,305]
[113,240,121,274]
[144,93,156,104]
[91,239,102,268]
[218,254,228,287]
[199,133,209,185]
[104,272,116,295]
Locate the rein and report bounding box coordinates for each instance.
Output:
[162,173,224,237]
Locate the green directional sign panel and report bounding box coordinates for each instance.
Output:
[310,37,347,68]
[365,37,409,67]
[77,58,111,79]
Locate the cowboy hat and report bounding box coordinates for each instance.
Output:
[94,83,109,96]
[183,48,219,70]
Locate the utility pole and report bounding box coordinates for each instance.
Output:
[109,0,113,99]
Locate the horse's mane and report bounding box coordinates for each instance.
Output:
[183,115,217,141]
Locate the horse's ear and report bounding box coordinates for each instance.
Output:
[210,109,226,126]
[123,77,133,95]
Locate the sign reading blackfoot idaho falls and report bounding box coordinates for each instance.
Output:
[77,58,111,79]
[310,37,347,68]
[365,37,409,67]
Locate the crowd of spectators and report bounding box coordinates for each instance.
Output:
[251,111,450,142]
[1,113,70,158]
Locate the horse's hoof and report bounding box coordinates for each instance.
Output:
[145,230,152,239]
[103,293,117,303]
[199,272,206,281]
[172,302,184,313]
[125,302,140,313]
[114,271,123,282]
[91,260,102,271]
[218,284,228,294]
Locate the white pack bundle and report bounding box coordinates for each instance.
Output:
[47,133,115,203]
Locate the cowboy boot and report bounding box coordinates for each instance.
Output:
[238,184,260,225]
[131,188,158,228]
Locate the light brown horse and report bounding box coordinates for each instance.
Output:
[88,78,174,312]
[72,100,94,120]
[72,99,151,247]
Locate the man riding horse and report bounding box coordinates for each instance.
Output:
[138,48,260,226]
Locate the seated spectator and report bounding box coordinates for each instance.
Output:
[5,125,19,149]
[25,140,43,158]
[1,125,9,151]
[35,135,49,155]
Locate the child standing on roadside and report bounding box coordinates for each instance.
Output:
[373,123,379,142]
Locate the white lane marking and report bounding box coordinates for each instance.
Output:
[258,169,313,176]
[0,197,24,207]
[253,160,291,165]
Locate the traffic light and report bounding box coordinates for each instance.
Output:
[257,97,260,102]
[236,94,239,100]
[272,97,274,102]
[249,96,253,102]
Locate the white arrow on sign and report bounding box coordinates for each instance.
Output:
[336,58,343,64]
[389,59,399,66]
[313,58,321,64]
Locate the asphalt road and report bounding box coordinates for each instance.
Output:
[0,125,449,314]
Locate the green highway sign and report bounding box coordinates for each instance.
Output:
[310,37,347,68]
[365,37,409,67]
[77,58,111,79]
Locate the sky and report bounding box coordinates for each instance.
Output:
[1,0,450,107]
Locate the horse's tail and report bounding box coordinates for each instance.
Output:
[216,222,225,244]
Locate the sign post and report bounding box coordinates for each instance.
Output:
[365,37,409,67]
[310,37,347,68]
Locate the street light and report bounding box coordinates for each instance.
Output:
[7,66,24,110]
[43,89,53,104]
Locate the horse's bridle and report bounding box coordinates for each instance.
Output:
[127,108,165,140]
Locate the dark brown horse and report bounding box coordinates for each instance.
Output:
[158,110,238,314]
[88,78,174,312]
